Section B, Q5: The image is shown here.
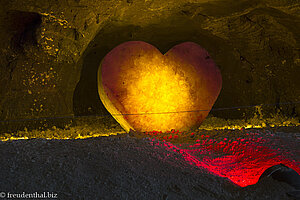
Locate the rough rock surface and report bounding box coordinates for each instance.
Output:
[0,0,299,131]
[0,134,297,200]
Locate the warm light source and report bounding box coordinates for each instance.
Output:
[98,41,222,132]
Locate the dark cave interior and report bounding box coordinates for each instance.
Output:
[0,0,299,133]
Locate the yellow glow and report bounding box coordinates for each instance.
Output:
[198,116,300,131]
[1,116,299,142]
[0,132,124,142]
[99,42,222,133]
[98,67,134,132]
[1,123,298,142]
[0,136,29,142]
[120,54,198,132]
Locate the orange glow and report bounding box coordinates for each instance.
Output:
[98,41,222,132]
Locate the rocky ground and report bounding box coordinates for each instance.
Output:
[0,126,299,200]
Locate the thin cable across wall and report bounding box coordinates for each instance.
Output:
[0,101,299,123]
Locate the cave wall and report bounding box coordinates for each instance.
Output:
[0,0,299,132]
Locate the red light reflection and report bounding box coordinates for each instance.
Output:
[147,131,300,187]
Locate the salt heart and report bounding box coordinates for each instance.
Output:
[98,41,222,132]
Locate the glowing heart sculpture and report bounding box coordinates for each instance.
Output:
[98,41,222,132]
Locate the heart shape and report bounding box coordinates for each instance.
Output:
[98,41,222,132]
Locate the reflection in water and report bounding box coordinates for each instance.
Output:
[147,131,300,187]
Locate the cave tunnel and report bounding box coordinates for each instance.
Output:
[0,0,299,134]
[73,17,229,120]
[0,1,300,199]
[73,15,299,130]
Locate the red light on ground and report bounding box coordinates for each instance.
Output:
[151,134,300,187]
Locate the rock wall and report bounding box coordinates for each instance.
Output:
[0,0,299,132]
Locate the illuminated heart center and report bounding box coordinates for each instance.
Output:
[123,55,194,131]
[98,41,222,132]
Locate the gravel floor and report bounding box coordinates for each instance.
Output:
[0,128,299,200]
